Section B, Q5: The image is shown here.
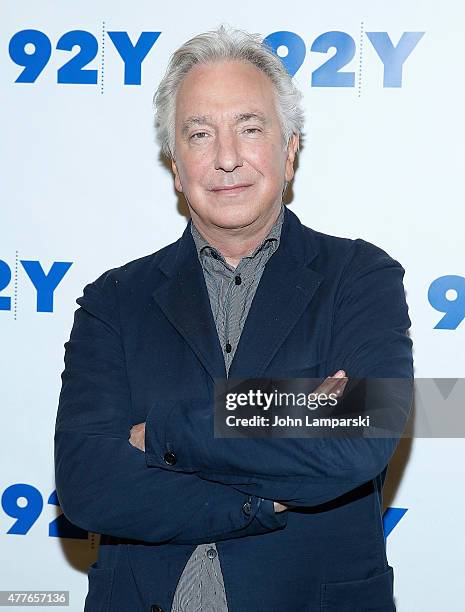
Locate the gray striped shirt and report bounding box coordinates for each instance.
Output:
[170,203,285,612]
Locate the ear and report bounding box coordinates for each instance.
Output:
[171,159,183,193]
[284,133,299,182]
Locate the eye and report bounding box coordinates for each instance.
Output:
[190,131,209,140]
[243,127,262,134]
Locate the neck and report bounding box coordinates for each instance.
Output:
[191,203,283,266]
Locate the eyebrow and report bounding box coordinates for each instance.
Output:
[180,112,268,136]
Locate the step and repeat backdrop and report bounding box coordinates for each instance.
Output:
[1,1,464,610]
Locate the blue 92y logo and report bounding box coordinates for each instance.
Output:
[1,484,87,539]
[8,28,424,88]
[0,258,72,314]
[9,30,161,85]
[263,30,424,87]
[428,275,465,329]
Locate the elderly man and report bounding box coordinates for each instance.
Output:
[55,25,413,612]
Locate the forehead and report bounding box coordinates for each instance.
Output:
[175,60,277,121]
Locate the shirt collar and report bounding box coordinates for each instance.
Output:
[190,202,285,263]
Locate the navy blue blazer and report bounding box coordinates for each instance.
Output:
[54,206,413,612]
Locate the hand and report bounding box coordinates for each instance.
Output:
[313,369,348,398]
[274,501,289,512]
[129,422,146,452]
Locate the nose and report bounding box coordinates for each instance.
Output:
[214,130,243,172]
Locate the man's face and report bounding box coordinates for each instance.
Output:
[171,60,299,231]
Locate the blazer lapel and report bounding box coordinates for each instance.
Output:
[228,207,324,378]
[151,206,324,383]
[151,222,227,382]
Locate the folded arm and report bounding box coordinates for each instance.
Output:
[54,271,287,545]
[144,239,414,506]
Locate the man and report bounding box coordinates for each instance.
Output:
[55,25,413,612]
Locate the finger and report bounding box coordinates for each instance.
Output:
[314,371,347,395]
[332,377,348,398]
[130,423,145,437]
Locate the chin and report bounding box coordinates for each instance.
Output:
[209,206,260,230]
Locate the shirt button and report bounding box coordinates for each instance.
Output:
[163,451,177,466]
[242,501,252,516]
[234,275,242,285]
[206,547,217,559]
[225,342,232,353]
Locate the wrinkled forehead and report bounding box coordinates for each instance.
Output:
[174,60,279,125]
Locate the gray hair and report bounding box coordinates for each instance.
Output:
[153,24,305,160]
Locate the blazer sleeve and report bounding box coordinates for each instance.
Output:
[54,270,288,545]
[144,239,414,507]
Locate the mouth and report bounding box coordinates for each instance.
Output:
[210,183,253,194]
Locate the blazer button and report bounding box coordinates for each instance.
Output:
[150,605,163,612]
[163,451,177,466]
[242,500,252,516]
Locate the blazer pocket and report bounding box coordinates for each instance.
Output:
[320,565,395,611]
[84,562,115,612]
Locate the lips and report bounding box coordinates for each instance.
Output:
[211,183,252,193]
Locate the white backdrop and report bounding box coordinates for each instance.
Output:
[1,0,464,610]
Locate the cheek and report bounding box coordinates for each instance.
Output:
[246,143,286,180]
[177,156,209,190]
